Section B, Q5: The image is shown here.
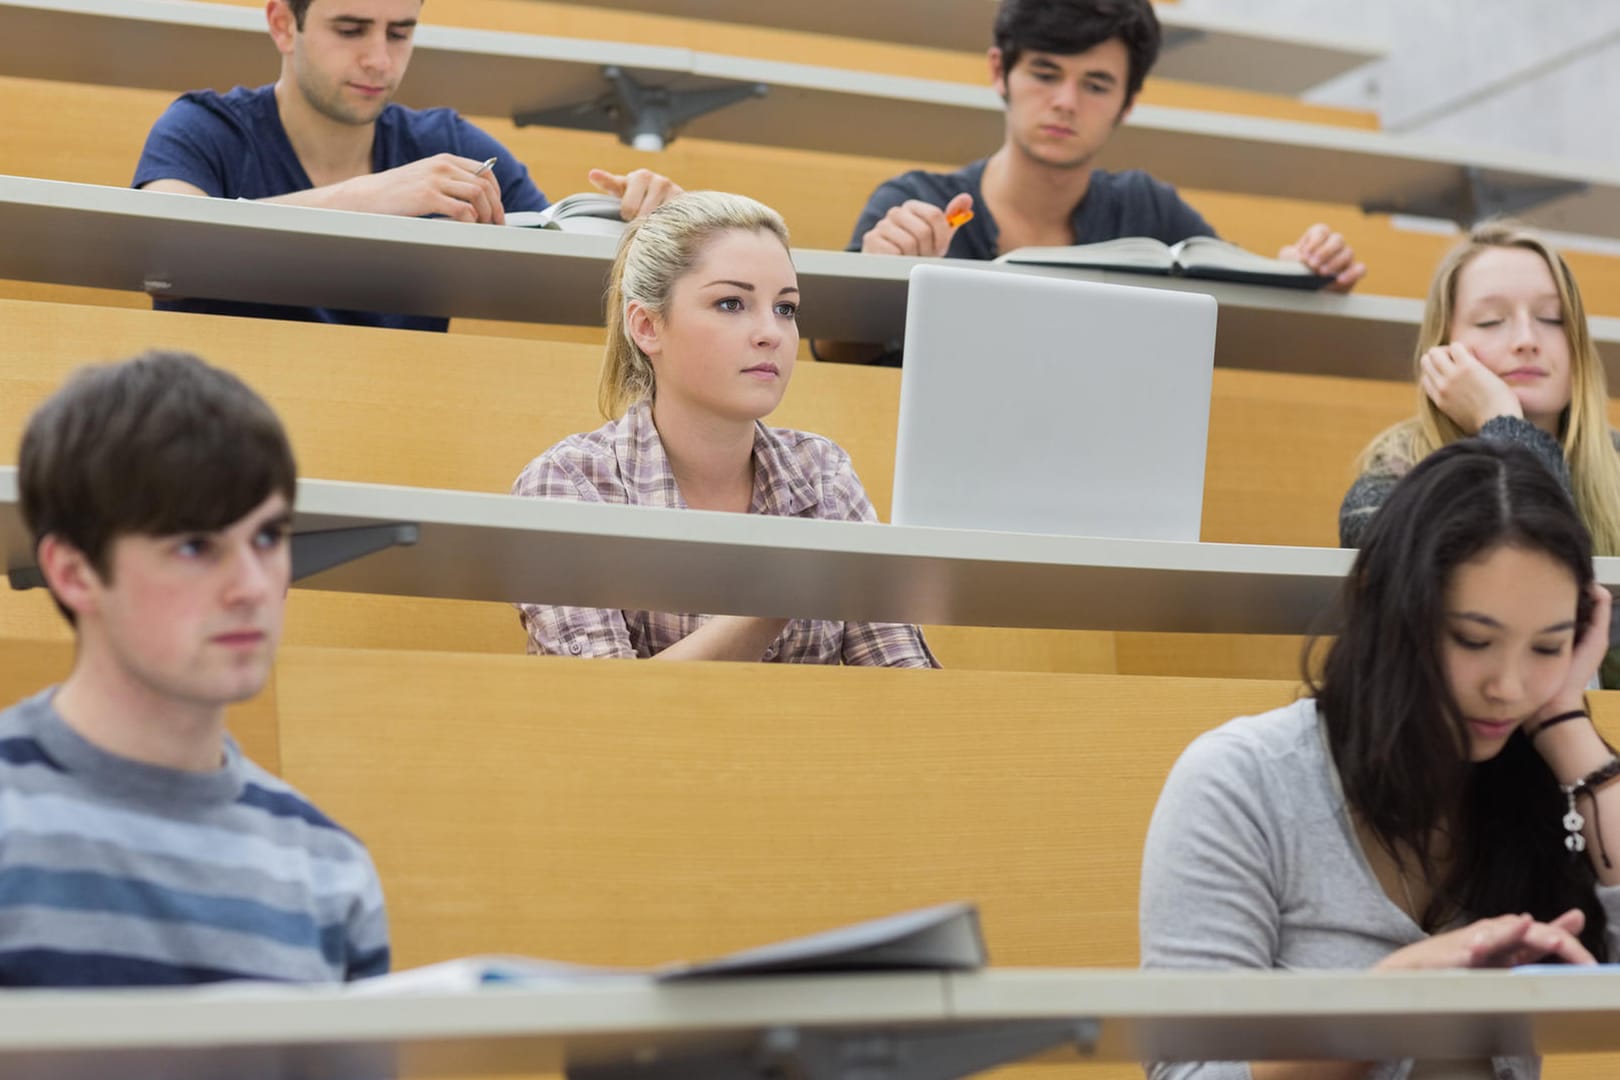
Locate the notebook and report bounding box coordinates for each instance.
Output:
[891,263,1217,542]
[345,901,986,995]
[506,192,626,237]
[996,235,1334,290]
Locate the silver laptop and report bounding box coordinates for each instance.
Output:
[891,263,1217,541]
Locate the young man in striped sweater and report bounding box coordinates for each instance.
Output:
[4,350,389,985]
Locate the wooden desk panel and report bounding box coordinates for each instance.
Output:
[272,648,1304,969]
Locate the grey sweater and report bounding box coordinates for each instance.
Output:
[1139,698,1620,1080]
[1338,416,1571,549]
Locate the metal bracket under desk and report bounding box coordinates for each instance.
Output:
[1363,165,1589,226]
[514,65,769,151]
[568,1019,1099,1080]
[289,523,420,582]
[5,523,420,592]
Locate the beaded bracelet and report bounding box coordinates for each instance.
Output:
[1560,756,1620,868]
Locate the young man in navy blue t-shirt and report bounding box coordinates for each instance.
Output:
[134,0,682,331]
[837,0,1366,362]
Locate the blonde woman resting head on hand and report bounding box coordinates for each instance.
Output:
[1341,222,1620,559]
[512,191,937,666]
[1145,438,1620,1080]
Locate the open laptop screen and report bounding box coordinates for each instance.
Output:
[891,263,1217,542]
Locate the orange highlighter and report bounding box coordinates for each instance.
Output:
[947,208,975,228]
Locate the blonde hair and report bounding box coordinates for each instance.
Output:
[599,191,791,419]
[1358,221,1620,554]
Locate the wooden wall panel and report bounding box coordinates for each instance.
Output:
[274,648,1301,971]
[1199,367,1411,549]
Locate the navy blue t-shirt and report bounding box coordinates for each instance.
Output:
[846,157,1215,258]
[133,84,549,332]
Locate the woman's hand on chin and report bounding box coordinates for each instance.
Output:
[1419,343,1524,434]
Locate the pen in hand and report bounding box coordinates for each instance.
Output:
[474,157,497,177]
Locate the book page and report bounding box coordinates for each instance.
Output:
[997,237,1174,271]
[1171,236,1314,275]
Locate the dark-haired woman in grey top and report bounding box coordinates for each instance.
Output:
[1144,439,1620,1080]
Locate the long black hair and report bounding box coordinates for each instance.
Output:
[1310,438,1608,956]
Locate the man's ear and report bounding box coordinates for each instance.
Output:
[1115,98,1135,128]
[988,47,1009,101]
[626,300,662,362]
[266,0,299,57]
[37,535,104,621]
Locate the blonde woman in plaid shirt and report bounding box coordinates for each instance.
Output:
[512,192,939,666]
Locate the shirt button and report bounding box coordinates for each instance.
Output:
[569,641,583,655]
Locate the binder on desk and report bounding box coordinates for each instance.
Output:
[660,900,986,980]
[357,901,986,994]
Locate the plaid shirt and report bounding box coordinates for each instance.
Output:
[512,401,938,667]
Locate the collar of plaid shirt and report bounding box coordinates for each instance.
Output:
[614,400,822,517]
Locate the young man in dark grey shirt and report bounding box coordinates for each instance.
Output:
[831,0,1367,363]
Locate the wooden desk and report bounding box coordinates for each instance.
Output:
[3,0,1614,233]
[0,175,911,343]
[0,465,1359,633]
[0,968,1616,1079]
[10,175,1620,382]
[556,0,1388,96]
[5,466,1620,635]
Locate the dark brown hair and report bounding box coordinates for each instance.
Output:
[993,0,1162,105]
[19,350,296,615]
[285,0,424,31]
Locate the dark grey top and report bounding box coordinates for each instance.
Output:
[845,158,1217,258]
[1338,416,1572,549]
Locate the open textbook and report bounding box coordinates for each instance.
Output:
[506,192,627,237]
[351,902,986,995]
[996,236,1334,290]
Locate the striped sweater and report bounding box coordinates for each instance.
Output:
[0,688,389,986]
